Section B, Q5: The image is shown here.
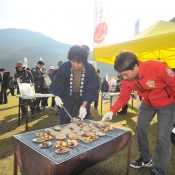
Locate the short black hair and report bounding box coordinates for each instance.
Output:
[82,45,90,52]
[68,45,88,65]
[114,51,138,72]
[37,61,45,65]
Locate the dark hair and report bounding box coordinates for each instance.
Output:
[68,45,88,65]
[37,61,45,65]
[82,45,90,52]
[0,68,5,72]
[114,51,138,72]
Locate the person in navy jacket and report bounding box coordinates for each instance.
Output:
[49,45,98,124]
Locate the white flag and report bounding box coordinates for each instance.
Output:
[94,0,109,47]
[24,57,28,68]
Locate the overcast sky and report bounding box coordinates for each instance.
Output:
[0,0,174,49]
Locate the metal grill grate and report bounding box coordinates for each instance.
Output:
[14,120,128,164]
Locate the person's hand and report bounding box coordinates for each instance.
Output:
[102,111,113,122]
[79,106,87,121]
[55,96,63,108]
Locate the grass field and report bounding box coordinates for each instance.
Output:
[0,95,174,175]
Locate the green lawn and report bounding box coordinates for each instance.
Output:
[0,95,174,175]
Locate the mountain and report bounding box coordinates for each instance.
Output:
[0,28,71,73]
[0,28,116,77]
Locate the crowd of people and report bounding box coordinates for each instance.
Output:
[0,58,64,117]
[0,45,105,118]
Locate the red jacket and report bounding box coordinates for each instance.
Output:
[110,60,175,113]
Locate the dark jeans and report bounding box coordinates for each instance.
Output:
[137,103,175,175]
[7,88,15,96]
[34,86,42,112]
[20,99,35,115]
[41,88,48,107]
[0,88,8,104]
[51,97,55,107]
[94,92,99,108]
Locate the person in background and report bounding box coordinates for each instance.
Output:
[0,68,10,104]
[41,67,49,109]
[101,77,109,100]
[7,76,15,96]
[31,61,45,113]
[49,61,64,80]
[0,69,3,103]
[0,68,5,104]
[101,77,109,92]
[48,66,56,109]
[115,76,128,115]
[49,45,98,124]
[102,51,175,175]
[14,61,35,116]
[94,68,101,109]
[49,61,63,111]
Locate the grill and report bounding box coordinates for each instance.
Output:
[14,120,128,164]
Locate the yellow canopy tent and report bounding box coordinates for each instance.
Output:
[94,20,175,68]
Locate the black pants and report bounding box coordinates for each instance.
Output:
[60,93,90,125]
[41,88,48,108]
[7,88,15,96]
[94,92,99,108]
[0,88,8,104]
[51,97,55,107]
[20,99,35,115]
[34,86,42,112]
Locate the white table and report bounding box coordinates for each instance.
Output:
[16,93,55,131]
[100,92,134,116]
[100,92,120,116]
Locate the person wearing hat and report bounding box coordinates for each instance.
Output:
[31,60,45,113]
[49,45,98,124]
[102,51,175,175]
[14,61,35,116]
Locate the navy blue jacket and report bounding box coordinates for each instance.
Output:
[49,61,98,104]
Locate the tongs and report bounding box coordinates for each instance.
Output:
[62,105,82,124]
[55,96,82,124]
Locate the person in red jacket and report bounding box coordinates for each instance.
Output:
[102,51,175,175]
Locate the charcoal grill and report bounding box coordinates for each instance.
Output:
[13,120,132,175]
